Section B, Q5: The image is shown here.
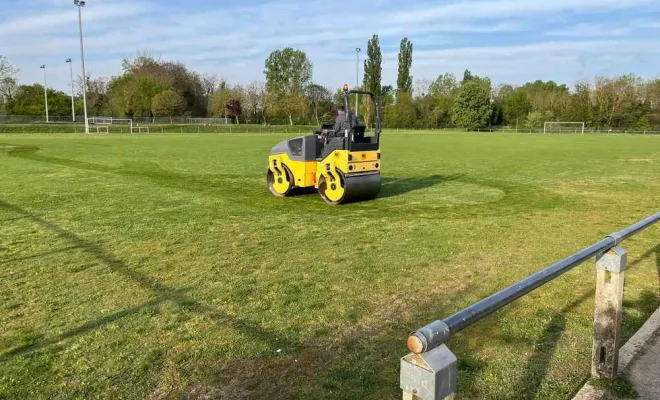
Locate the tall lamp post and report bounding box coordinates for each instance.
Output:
[355,47,361,117]
[66,58,75,122]
[74,0,89,133]
[40,65,49,123]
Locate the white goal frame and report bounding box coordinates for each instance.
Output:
[131,126,150,134]
[88,117,134,134]
[544,122,585,135]
[91,126,109,134]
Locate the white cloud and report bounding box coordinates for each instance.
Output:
[2,0,659,91]
[546,23,631,38]
[0,1,148,36]
[386,0,659,25]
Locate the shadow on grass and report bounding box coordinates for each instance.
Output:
[0,245,82,265]
[513,246,660,399]
[0,197,492,399]
[0,193,612,399]
[628,243,660,281]
[624,244,660,337]
[0,199,299,363]
[0,298,166,360]
[514,290,595,399]
[378,174,464,199]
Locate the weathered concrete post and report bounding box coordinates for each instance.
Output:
[401,344,457,400]
[591,246,627,379]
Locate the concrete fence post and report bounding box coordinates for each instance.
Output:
[400,344,457,400]
[591,246,627,379]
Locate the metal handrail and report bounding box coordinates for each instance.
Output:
[407,211,660,354]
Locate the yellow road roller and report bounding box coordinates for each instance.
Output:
[267,85,381,204]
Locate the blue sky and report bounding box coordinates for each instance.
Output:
[2,0,660,93]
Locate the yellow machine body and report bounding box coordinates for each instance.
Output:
[267,149,381,204]
[266,87,382,205]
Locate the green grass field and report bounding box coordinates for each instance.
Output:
[1,131,659,399]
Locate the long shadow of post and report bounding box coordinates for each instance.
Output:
[0,199,297,362]
[514,291,594,399]
[622,244,660,339]
[515,244,660,399]
[1,196,492,399]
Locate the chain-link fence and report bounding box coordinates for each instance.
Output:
[0,115,234,125]
[0,124,319,134]
[2,118,660,136]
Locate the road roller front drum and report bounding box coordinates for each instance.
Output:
[319,171,381,205]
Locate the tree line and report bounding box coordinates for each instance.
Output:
[1,38,660,129]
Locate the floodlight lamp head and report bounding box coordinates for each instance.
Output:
[356,47,361,52]
[74,0,85,6]
[66,58,72,63]
[40,65,45,69]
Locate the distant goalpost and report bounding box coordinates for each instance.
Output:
[544,122,585,135]
[87,117,150,134]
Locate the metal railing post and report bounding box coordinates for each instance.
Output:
[591,246,627,379]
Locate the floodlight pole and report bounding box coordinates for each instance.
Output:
[66,59,75,122]
[75,0,89,134]
[355,47,361,117]
[40,65,49,123]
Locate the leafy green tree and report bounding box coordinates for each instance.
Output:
[525,111,551,129]
[209,84,233,119]
[363,35,382,96]
[646,79,660,127]
[420,73,459,128]
[385,92,416,128]
[78,76,109,116]
[151,89,185,117]
[107,54,206,117]
[451,80,491,129]
[562,81,592,125]
[264,47,312,125]
[590,74,646,128]
[5,84,72,116]
[397,38,413,95]
[503,90,532,126]
[0,55,18,111]
[107,74,167,117]
[462,69,475,83]
[362,35,382,126]
[380,85,395,108]
[306,84,332,124]
[632,116,652,130]
[518,80,570,121]
[429,73,458,98]
[333,88,344,107]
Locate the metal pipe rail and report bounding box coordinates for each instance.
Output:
[407,211,660,355]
